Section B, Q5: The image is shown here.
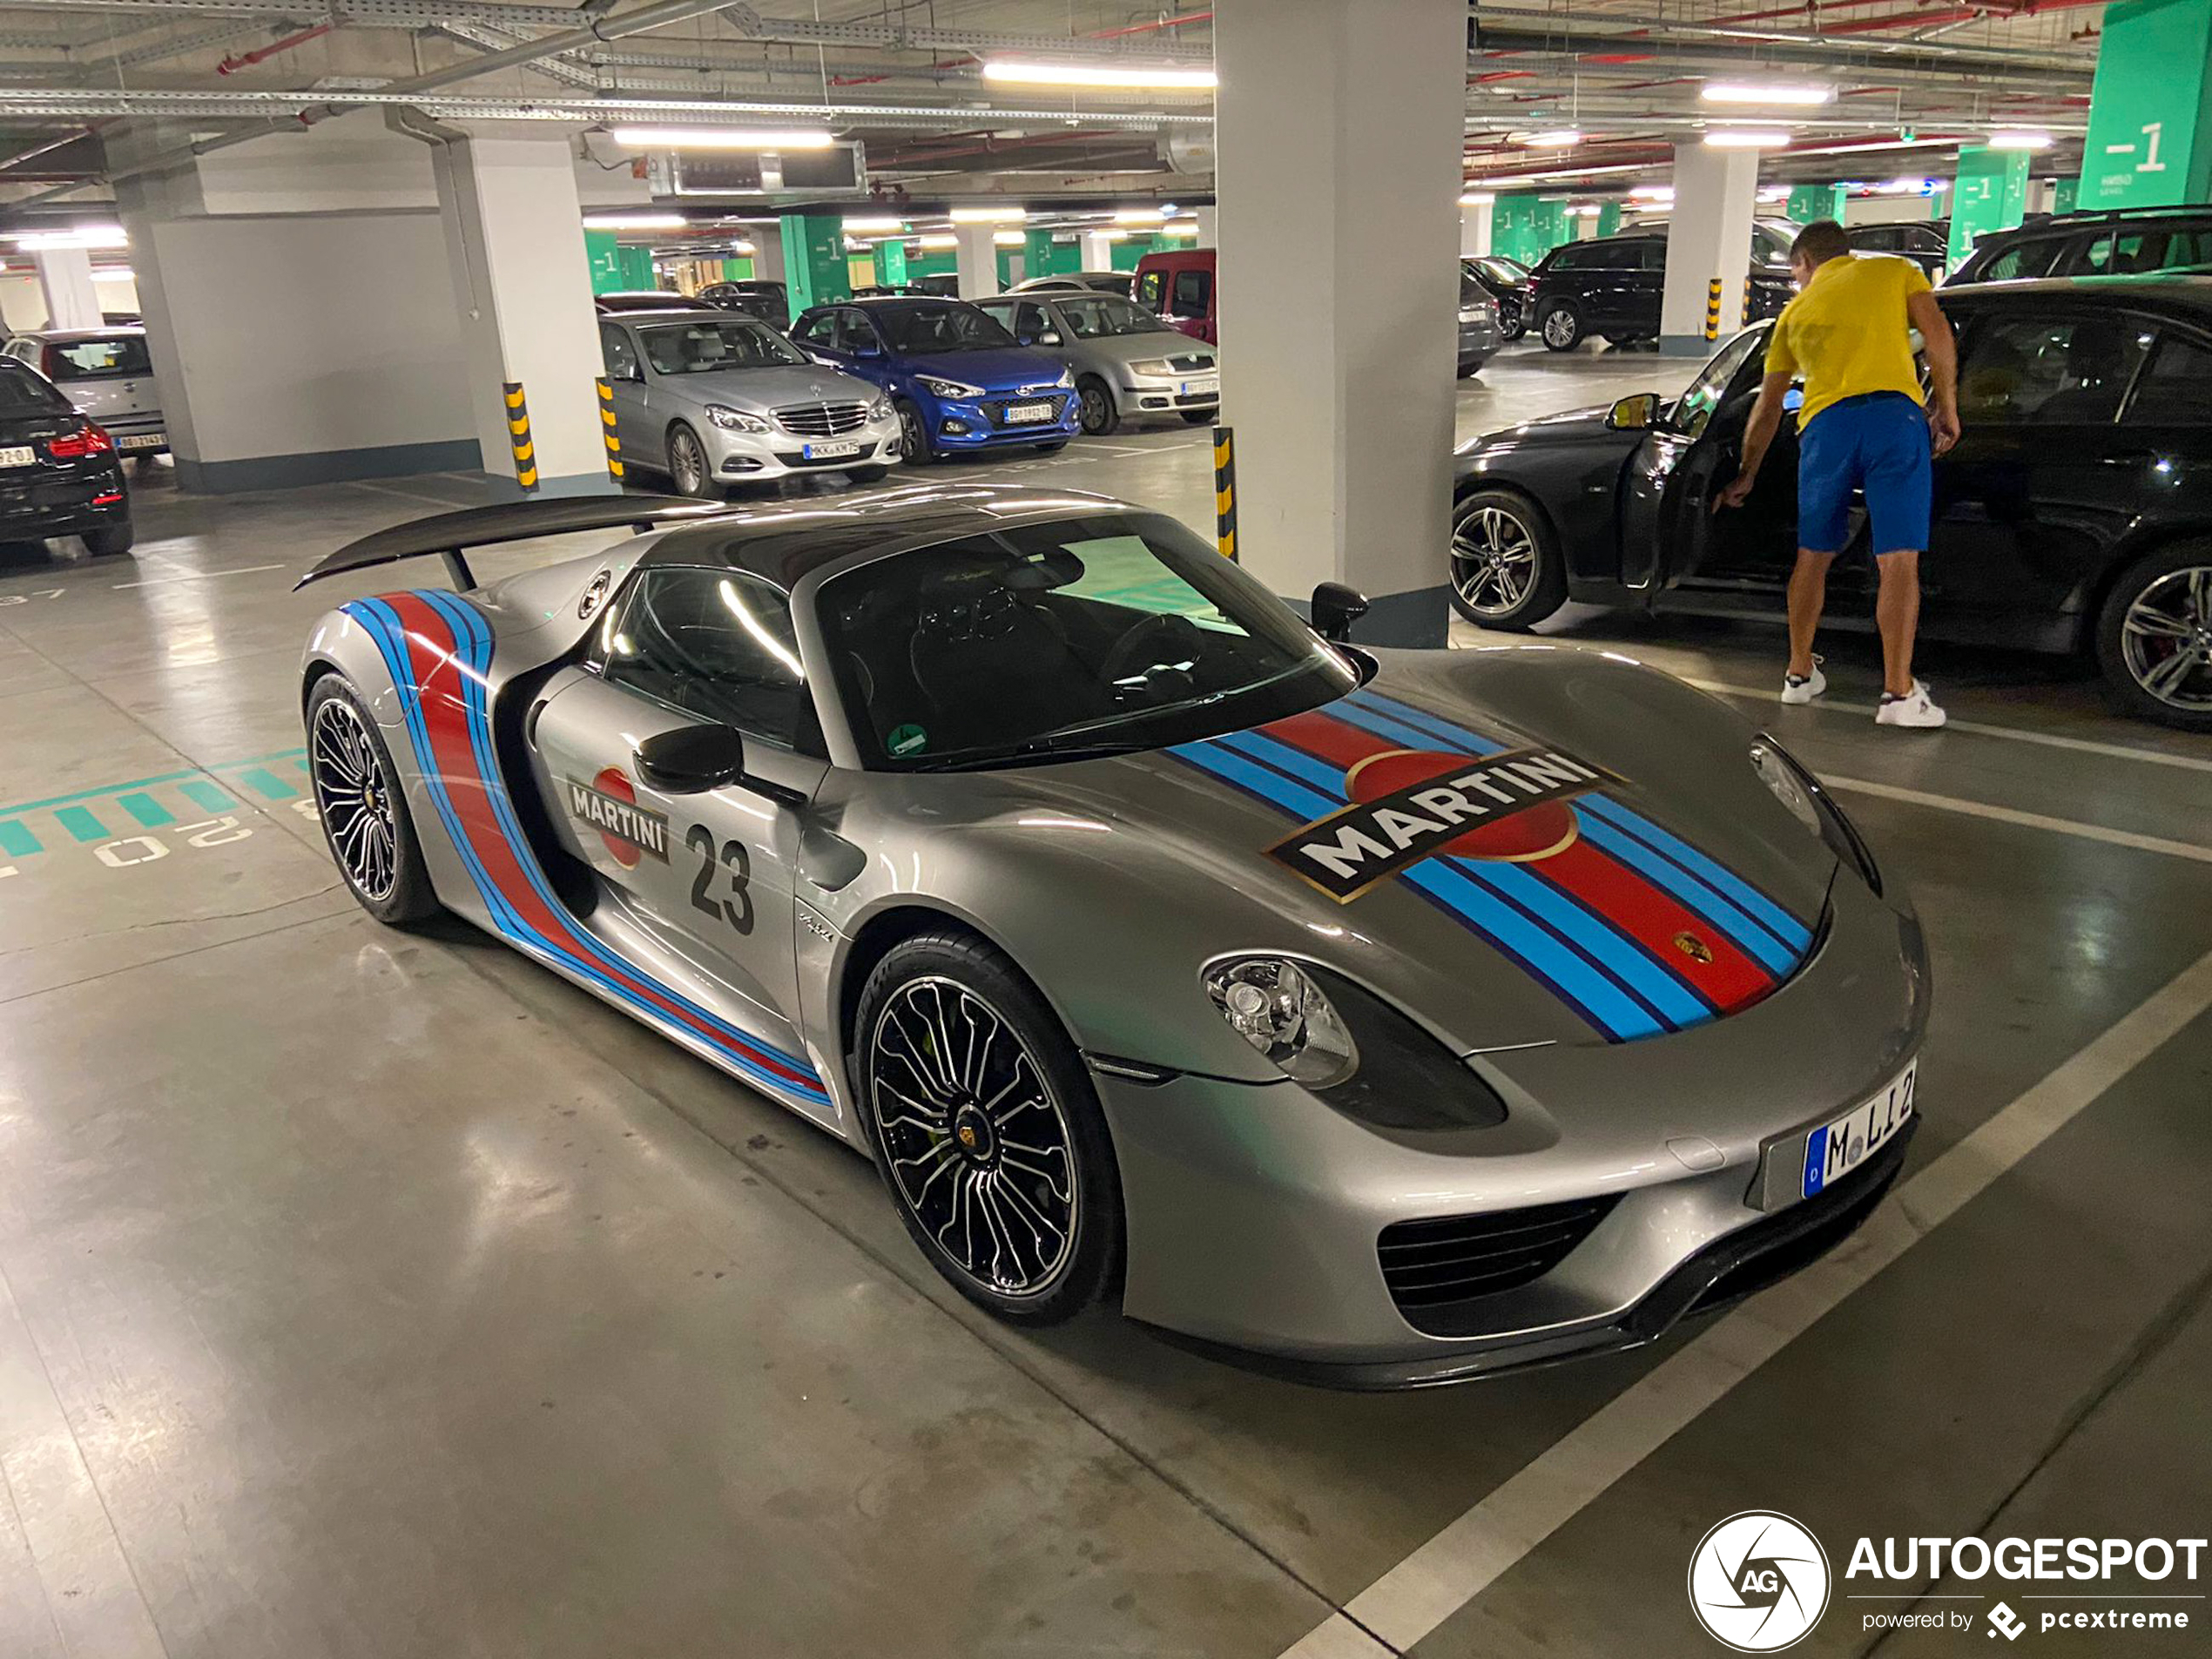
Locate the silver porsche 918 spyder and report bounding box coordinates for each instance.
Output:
[296,486,1925,1388]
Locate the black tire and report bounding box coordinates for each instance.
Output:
[82,521,133,557]
[894,398,934,463]
[1179,408,1215,425]
[1499,305,1526,342]
[1538,300,1585,352]
[666,423,718,498]
[306,675,441,927]
[853,930,1123,1326]
[1076,374,1119,435]
[1031,441,1068,455]
[1447,488,1568,631]
[845,465,892,484]
[2092,543,2212,732]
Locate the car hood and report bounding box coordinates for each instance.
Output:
[899,346,1070,390]
[1454,402,1630,457]
[963,648,1837,1057]
[651,363,877,410]
[1070,333,1213,368]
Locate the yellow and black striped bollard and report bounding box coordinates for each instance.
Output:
[1704,278,1723,342]
[502,381,537,491]
[1741,280,1754,328]
[596,376,624,483]
[1213,425,1237,562]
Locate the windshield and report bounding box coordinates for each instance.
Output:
[42,335,151,381]
[1670,327,1765,438]
[639,319,805,374]
[0,361,70,415]
[1474,257,1528,286]
[870,301,1016,354]
[1055,295,1171,338]
[818,512,1359,770]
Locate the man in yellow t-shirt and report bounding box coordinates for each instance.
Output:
[1716,220,1960,729]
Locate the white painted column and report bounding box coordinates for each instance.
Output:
[749,221,786,286]
[431,132,610,496]
[1660,142,1759,356]
[1080,229,1116,270]
[1217,0,1466,645]
[33,246,102,331]
[1192,205,1218,248]
[1459,196,1494,259]
[953,222,1000,299]
[2026,176,2058,215]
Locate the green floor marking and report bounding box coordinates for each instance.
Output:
[179,780,233,813]
[293,756,312,773]
[118,792,175,827]
[0,821,37,857]
[238,767,294,800]
[0,745,306,819]
[54,806,108,843]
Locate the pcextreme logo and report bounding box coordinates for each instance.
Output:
[1688,1511,1831,1652]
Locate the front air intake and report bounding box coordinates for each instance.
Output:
[1378,1195,1619,1325]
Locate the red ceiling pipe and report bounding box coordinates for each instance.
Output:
[1088,10,1211,37]
[218,22,332,74]
[1813,7,1980,33]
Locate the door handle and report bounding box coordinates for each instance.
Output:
[525,697,550,749]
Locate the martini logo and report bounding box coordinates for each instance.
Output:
[566,769,669,869]
[1267,744,1618,902]
[1689,1511,1831,1652]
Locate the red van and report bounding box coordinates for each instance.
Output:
[1132,247,1217,345]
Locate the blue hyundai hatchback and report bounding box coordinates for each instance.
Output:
[790,296,1080,462]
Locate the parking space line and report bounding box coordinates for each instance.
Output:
[110,562,287,590]
[1827,776,2212,866]
[1280,947,2212,1657]
[1688,677,2212,775]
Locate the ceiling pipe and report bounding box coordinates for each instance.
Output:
[216,19,328,72]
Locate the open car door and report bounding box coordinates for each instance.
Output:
[1651,325,1811,597]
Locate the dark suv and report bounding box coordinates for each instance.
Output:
[1528,223,1795,351]
[1949,206,2212,286]
[1846,219,1948,275]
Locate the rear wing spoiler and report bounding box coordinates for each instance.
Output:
[294,493,735,592]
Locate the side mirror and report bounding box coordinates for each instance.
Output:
[1311,581,1370,644]
[1606,391,1661,430]
[1037,329,1062,347]
[634,724,747,794]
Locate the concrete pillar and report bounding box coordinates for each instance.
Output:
[1080,229,1116,270]
[431,133,609,497]
[2079,0,2212,206]
[1660,142,1758,356]
[1217,0,1465,647]
[954,223,1000,299]
[778,214,848,311]
[1459,197,1494,259]
[1946,146,2030,266]
[1192,206,1218,248]
[749,222,786,287]
[33,246,102,331]
[2026,176,2059,215]
[875,239,908,286]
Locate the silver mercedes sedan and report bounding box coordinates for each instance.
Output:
[975,291,1219,435]
[597,310,901,495]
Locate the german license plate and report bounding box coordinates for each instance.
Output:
[0,446,31,468]
[1182,376,1219,396]
[118,433,165,450]
[1802,1061,1914,1199]
[802,439,860,459]
[1003,401,1054,424]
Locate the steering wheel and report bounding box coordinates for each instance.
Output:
[1100,612,1206,700]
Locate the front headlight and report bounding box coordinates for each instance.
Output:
[1204,957,1356,1086]
[706,404,771,433]
[1127,357,1174,376]
[866,394,893,421]
[1055,364,1074,388]
[1751,737,1882,894]
[916,374,983,399]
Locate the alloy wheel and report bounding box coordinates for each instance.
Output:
[2121,564,2212,712]
[1079,383,1112,434]
[671,428,706,495]
[898,402,928,461]
[867,976,1077,1298]
[1451,504,1539,617]
[311,696,398,903]
[1542,308,1579,348]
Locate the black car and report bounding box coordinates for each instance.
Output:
[1463,254,1533,340]
[0,357,132,558]
[1447,273,2212,730]
[1527,223,1797,351]
[1846,220,1948,275]
[693,279,791,329]
[1949,206,2212,286]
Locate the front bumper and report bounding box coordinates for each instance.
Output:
[926,389,1082,449]
[1089,872,1927,1387]
[1114,366,1220,421]
[705,413,903,479]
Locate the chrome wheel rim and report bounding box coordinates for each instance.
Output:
[1080,385,1110,432]
[1451,503,1539,617]
[671,430,705,495]
[2121,564,2212,711]
[311,696,398,902]
[868,976,1077,1298]
[1542,307,1577,347]
[898,404,927,460]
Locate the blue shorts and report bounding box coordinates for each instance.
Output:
[1797,391,1932,557]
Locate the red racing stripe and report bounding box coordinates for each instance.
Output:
[1264,708,1777,1012]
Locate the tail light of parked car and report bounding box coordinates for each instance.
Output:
[44,420,114,461]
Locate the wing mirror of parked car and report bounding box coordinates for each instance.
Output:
[1606,392,1662,431]
[1036,329,1062,346]
[636,725,812,806]
[1311,582,1371,644]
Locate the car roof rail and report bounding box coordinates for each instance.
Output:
[2033,204,2212,226]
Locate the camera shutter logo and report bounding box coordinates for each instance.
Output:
[1687,1511,1831,1652]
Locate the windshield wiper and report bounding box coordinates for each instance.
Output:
[908,732,1163,772]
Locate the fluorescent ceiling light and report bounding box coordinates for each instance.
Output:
[1159,219,1200,236]
[1459,191,1495,206]
[992,229,1025,246]
[842,214,905,233]
[609,126,834,150]
[1629,184,1675,200]
[1702,81,1834,105]
[1113,206,1167,223]
[1790,135,1956,158]
[1878,176,1937,193]
[583,211,686,231]
[91,267,135,281]
[981,59,1215,91]
[1988,130,2052,150]
[1569,204,1602,216]
[732,240,756,255]
[10,224,127,249]
[949,205,1027,223]
[1704,129,1791,148]
[1523,129,1583,148]
[916,233,959,249]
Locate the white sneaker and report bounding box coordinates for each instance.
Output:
[1780,656,1826,705]
[1876,680,1947,728]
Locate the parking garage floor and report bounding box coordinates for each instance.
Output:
[2,344,2208,1659]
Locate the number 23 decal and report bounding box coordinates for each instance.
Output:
[686,825,753,934]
